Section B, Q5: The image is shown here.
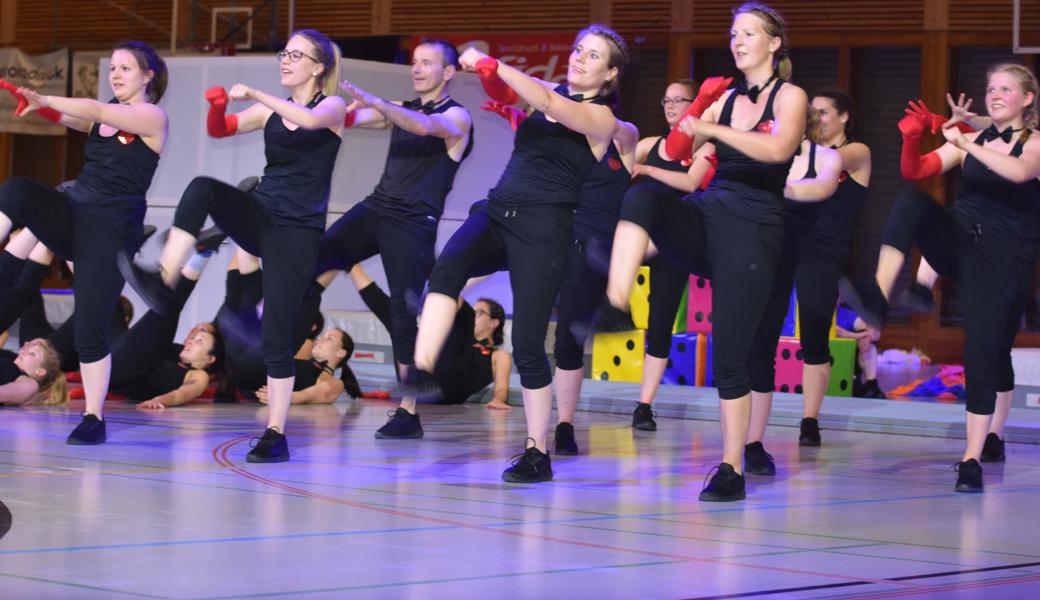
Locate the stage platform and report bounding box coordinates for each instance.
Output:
[1,366,1039,599]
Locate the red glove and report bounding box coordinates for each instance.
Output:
[480,99,527,131]
[698,153,718,191]
[205,85,237,138]
[0,79,29,118]
[344,110,357,128]
[908,99,976,135]
[899,101,942,180]
[665,76,734,161]
[475,58,519,105]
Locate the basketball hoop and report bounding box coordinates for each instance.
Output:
[1013,0,1040,54]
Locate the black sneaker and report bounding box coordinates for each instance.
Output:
[632,402,657,431]
[375,408,424,439]
[502,441,553,483]
[898,281,936,313]
[246,428,290,463]
[954,458,983,493]
[699,462,746,502]
[554,422,579,455]
[195,226,228,255]
[744,441,777,475]
[799,417,821,447]
[66,413,106,445]
[117,250,176,315]
[981,433,1006,463]
[860,379,887,399]
[838,276,889,330]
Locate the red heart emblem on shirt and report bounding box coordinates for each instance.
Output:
[117,131,136,145]
[608,157,622,171]
[755,120,775,133]
[838,170,849,183]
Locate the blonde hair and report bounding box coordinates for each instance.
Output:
[805,106,823,144]
[25,339,68,407]
[987,63,1039,130]
[292,29,341,98]
[733,2,792,81]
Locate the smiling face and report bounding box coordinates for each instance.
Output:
[279,34,323,89]
[567,33,617,96]
[179,330,216,368]
[662,82,694,126]
[472,301,500,342]
[411,43,455,96]
[811,96,847,142]
[729,12,780,75]
[985,70,1034,126]
[108,49,151,103]
[311,329,347,365]
[14,341,47,379]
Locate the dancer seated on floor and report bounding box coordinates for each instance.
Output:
[0,338,68,407]
[335,264,511,411]
[219,248,360,404]
[834,303,886,399]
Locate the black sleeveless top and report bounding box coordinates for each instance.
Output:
[818,143,869,248]
[574,143,631,240]
[436,303,494,403]
[0,351,21,386]
[784,142,827,221]
[113,361,190,400]
[704,81,791,225]
[955,133,1040,240]
[253,94,342,230]
[293,359,332,392]
[67,106,160,223]
[369,98,473,220]
[644,135,688,173]
[489,84,608,208]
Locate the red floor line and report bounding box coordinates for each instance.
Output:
[210,435,924,589]
[831,572,1040,599]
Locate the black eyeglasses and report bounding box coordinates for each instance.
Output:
[661,97,693,106]
[474,309,490,318]
[277,49,319,64]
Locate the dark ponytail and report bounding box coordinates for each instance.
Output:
[114,41,167,103]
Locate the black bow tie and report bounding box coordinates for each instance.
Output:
[404,98,439,114]
[735,73,777,103]
[979,124,1022,144]
[569,92,586,102]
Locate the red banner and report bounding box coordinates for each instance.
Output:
[409,33,576,84]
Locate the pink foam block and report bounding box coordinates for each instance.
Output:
[774,337,805,394]
[686,276,713,333]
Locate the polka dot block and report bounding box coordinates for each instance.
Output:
[591,329,645,383]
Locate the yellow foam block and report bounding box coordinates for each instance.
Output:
[629,266,650,330]
[794,304,838,340]
[591,329,645,383]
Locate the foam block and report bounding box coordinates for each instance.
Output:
[774,337,805,394]
[591,329,645,383]
[687,276,713,333]
[826,338,856,397]
[630,266,650,330]
[700,333,713,387]
[672,285,689,333]
[661,332,702,386]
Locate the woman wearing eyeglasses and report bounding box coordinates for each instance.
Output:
[618,80,719,433]
[120,29,347,463]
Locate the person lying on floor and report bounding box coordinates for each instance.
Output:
[0,338,67,407]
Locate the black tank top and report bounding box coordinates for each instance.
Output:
[293,359,332,391]
[489,84,608,208]
[68,105,160,222]
[955,133,1040,240]
[704,81,791,225]
[0,351,21,386]
[783,142,824,217]
[369,98,473,220]
[818,143,868,248]
[253,94,343,230]
[643,135,688,173]
[574,143,631,240]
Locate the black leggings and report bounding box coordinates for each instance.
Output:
[881,188,1035,414]
[0,177,143,363]
[174,176,320,379]
[314,200,437,367]
[429,200,571,389]
[749,205,845,391]
[109,279,196,390]
[553,232,609,371]
[215,269,267,392]
[621,186,784,399]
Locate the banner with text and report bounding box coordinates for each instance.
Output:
[408,33,575,85]
[0,48,69,135]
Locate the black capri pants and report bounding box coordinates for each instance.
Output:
[429,200,571,389]
[621,184,784,399]
[173,176,319,379]
[748,203,845,391]
[313,200,437,368]
[553,228,610,371]
[881,188,1035,415]
[0,177,144,363]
